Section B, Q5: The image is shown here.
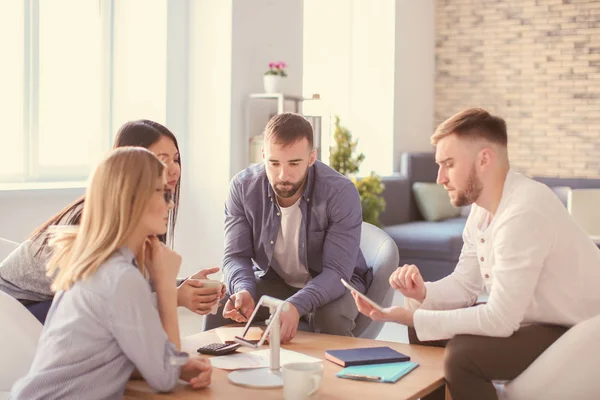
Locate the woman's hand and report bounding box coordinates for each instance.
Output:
[177,267,225,314]
[144,236,181,288]
[181,357,212,389]
[177,280,222,315]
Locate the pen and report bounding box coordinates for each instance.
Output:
[225,294,248,320]
[342,373,382,381]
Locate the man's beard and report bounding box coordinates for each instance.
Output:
[452,166,483,207]
[273,170,308,199]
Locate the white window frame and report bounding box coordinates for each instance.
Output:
[13,0,114,184]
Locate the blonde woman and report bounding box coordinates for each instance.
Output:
[11,147,212,399]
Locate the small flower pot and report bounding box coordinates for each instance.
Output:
[263,75,285,93]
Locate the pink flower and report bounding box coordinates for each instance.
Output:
[265,61,287,76]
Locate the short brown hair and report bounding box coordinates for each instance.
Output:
[264,112,314,149]
[431,108,507,146]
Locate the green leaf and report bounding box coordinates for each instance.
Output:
[330,117,386,226]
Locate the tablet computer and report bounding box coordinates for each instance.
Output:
[341,278,385,312]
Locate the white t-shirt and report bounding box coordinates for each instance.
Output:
[273,197,312,288]
[408,169,600,341]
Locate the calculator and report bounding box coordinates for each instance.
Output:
[196,342,241,356]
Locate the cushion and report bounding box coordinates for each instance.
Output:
[460,205,472,218]
[568,189,600,236]
[412,182,461,222]
[501,313,600,399]
[550,186,571,207]
[384,218,466,261]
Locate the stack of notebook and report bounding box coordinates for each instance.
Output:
[325,346,419,383]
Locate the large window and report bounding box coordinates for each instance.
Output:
[0,1,25,181]
[0,0,167,184]
[303,0,395,176]
[38,0,105,176]
[111,0,167,136]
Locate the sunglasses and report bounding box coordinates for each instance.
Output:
[156,188,173,204]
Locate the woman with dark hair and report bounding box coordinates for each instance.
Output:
[31,120,182,249]
[0,120,222,323]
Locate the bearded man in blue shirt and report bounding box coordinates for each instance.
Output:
[203,113,373,342]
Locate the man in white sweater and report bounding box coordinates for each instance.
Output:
[352,108,600,400]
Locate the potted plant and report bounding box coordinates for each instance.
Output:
[330,116,386,227]
[263,61,287,93]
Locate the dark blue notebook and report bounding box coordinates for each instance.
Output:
[325,346,410,367]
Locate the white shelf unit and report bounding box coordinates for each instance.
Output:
[245,93,321,165]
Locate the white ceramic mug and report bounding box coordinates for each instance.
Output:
[197,279,223,315]
[282,362,324,400]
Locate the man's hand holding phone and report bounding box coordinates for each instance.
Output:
[351,293,415,327]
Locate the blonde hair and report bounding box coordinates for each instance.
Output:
[47,147,166,291]
[431,108,508,146]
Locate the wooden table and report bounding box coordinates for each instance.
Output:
[124,329,445,400]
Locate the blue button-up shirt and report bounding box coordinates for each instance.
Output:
[223,160,373,316]
[11,247,187,400]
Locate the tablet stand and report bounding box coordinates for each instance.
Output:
[228,295,289,388]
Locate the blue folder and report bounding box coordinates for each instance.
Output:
[336,361,419,383]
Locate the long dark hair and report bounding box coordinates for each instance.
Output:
[31,120,181,253]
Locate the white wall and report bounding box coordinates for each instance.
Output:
[230,0,304,175]
[303,0,435,175]
[111,0,168,133]
[303,0,395,176]
[166,0,189,148]
[348,0,395,175]
[393,0,436,171]
[173,0,233,278]
[0,188,84,242]
[176,0,304,277]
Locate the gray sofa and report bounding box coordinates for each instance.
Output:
[379,152,600,282]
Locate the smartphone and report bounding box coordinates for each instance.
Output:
[341,278,385,312]
[234,296,287,348]
[224,339,259,345]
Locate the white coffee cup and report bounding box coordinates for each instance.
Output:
[197,279,223,315]
[282,362,324,400]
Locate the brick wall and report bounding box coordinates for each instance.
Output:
[435,0,600,178]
